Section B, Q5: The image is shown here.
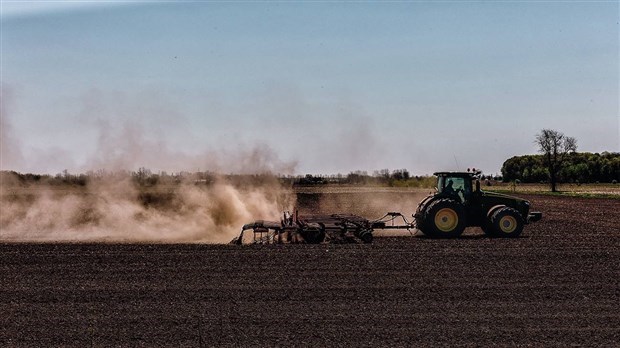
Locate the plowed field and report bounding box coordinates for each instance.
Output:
[1,192,619,347]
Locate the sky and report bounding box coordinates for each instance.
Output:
[1,1,618,176]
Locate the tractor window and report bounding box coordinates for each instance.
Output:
[450,177,465,192]
[440,176,470,202]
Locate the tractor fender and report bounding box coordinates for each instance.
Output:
[415,195,438,218]
[486,205,506,219]
[481,205,505,236]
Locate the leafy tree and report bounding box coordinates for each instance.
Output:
[501,152,620,184]
[535,129,577,192]
[391,169,410,180]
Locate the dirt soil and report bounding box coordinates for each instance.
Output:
[1,193,619,347]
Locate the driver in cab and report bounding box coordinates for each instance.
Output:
[444,179,456,195]
[444,179,465,202]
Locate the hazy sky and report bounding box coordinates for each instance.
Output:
[1,1,618,175]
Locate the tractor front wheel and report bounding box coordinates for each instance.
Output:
[420,198,466,238]
[487,207,524,238]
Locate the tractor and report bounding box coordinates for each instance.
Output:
[414,171,542,238]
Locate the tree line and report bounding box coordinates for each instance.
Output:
[501,152,620,184]
[293,169,435,187]
[0,168,436,188]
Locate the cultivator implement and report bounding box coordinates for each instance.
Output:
[232,211,415,245]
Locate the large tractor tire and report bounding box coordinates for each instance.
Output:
[487,207,524,238]
[420,198,466,238]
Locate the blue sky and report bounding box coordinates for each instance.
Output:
[1,1,618,175]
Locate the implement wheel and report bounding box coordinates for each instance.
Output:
[420,198,466,238]
[300,227,326,244]
[488,207,524,238]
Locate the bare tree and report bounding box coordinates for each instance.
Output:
[535,129,577,192]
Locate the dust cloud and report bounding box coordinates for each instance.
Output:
[0,87,24,171]
[0,84,298,243]
[313,188,430,218]
[0,173,294,243]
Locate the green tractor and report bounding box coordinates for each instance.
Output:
[414,171,542,238]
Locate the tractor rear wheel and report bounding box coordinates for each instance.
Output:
[420,198,466,238]
[488,207,524,238]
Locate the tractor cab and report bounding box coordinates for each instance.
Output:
[434,171,480,203]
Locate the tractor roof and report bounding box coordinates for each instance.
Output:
[433,171,480,177]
